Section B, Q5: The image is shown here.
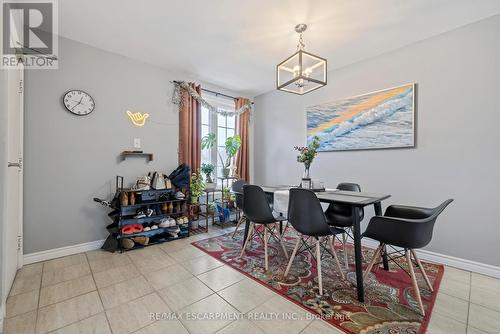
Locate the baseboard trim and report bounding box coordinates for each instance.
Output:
[361,239,500,278]
[23,239,105,265]
[21,237,500,278]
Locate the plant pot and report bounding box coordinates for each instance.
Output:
[222,167,230,178]
[205,182,216,190]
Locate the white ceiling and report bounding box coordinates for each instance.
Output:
[58,0,500,97]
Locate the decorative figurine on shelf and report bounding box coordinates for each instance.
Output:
[294,136,320,189]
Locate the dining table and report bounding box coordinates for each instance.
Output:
[238,185,391,303]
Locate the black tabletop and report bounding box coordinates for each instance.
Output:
[258,186,390,207]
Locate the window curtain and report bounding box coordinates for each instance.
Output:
[235,98,250,181]
[178,82,201,173]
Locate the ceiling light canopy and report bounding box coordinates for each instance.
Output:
[276,24,327,95]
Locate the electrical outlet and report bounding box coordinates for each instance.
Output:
[134,138,141,149]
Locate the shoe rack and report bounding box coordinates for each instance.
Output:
[115,176,190,252]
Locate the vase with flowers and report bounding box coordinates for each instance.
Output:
[294,136,320,188]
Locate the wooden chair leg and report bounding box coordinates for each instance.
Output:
[411,249,434,292]
[232,216,244,239]
[374,245,384,272]
[284,235,301,277]
[329,236,345,280]
[276,227,289,259]
[406,250,425,316]
[342,233,349,269]
[316,238,323,295]
[239,223,254,258]
[264,225,269,271]
[363,244,383,283]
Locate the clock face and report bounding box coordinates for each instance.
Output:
[63,90,95,116]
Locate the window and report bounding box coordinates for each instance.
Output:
[201,94,236,184]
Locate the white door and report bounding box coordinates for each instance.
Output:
[2,61,24,301]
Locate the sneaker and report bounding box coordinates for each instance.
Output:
[146,208,154,217]
[159,218,169,228]
[143,226,151,232]
[174,191,185,200]
[134,210,146,218]
[151,224,158,230]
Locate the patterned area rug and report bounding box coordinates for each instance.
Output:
[192,227,444,334]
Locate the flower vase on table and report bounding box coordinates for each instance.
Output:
[301,163,312,189]
[294,136,320,189]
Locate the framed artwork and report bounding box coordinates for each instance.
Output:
[306,83,415,151]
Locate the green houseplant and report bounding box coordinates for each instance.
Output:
[201,163,215,183]
[201,132,241,178]
[222,187,235,208]
[189,170,205,204]
[207,201,216,214]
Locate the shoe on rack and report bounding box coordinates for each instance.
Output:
[143,226,151,232]
[174,191,185,200]
[151,224,159,230]
[134,210,146,219]
[121,238,135,249]
[159,218,169,228]
[121,224,143,235]
[146,208,154,217]
[132,236,149,246]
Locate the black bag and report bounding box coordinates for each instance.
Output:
[168,164,191,189]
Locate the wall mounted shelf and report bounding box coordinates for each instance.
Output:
[120,151,153,162]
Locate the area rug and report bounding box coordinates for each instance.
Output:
[191,227,444,334]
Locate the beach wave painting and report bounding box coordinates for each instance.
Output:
[307,83,415,151]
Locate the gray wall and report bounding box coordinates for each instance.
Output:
[24,37,180,254]
[254,15,500,267]
[23,37,241,254]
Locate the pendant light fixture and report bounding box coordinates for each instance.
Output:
[276,24,327,95]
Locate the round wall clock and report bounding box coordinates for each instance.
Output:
[63,90,95,116]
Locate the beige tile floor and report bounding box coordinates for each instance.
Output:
[4,226,500,334]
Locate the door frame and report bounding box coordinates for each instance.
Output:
[1,57,24,312]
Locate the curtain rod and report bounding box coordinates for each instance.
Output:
[172,80,253,104]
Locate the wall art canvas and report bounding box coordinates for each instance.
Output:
[306,83,415,151]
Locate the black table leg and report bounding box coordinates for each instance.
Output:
[279,213,284,235]
[352,206,364,303]
[374,202,389,271]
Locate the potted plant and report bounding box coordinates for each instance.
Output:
[223,135,241,177]
[201,133,241,178]
[189,170,205,204]
[294,136,320,187]
[222,187,235,208]
[207,201,216,214]
[201,163,216,189]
